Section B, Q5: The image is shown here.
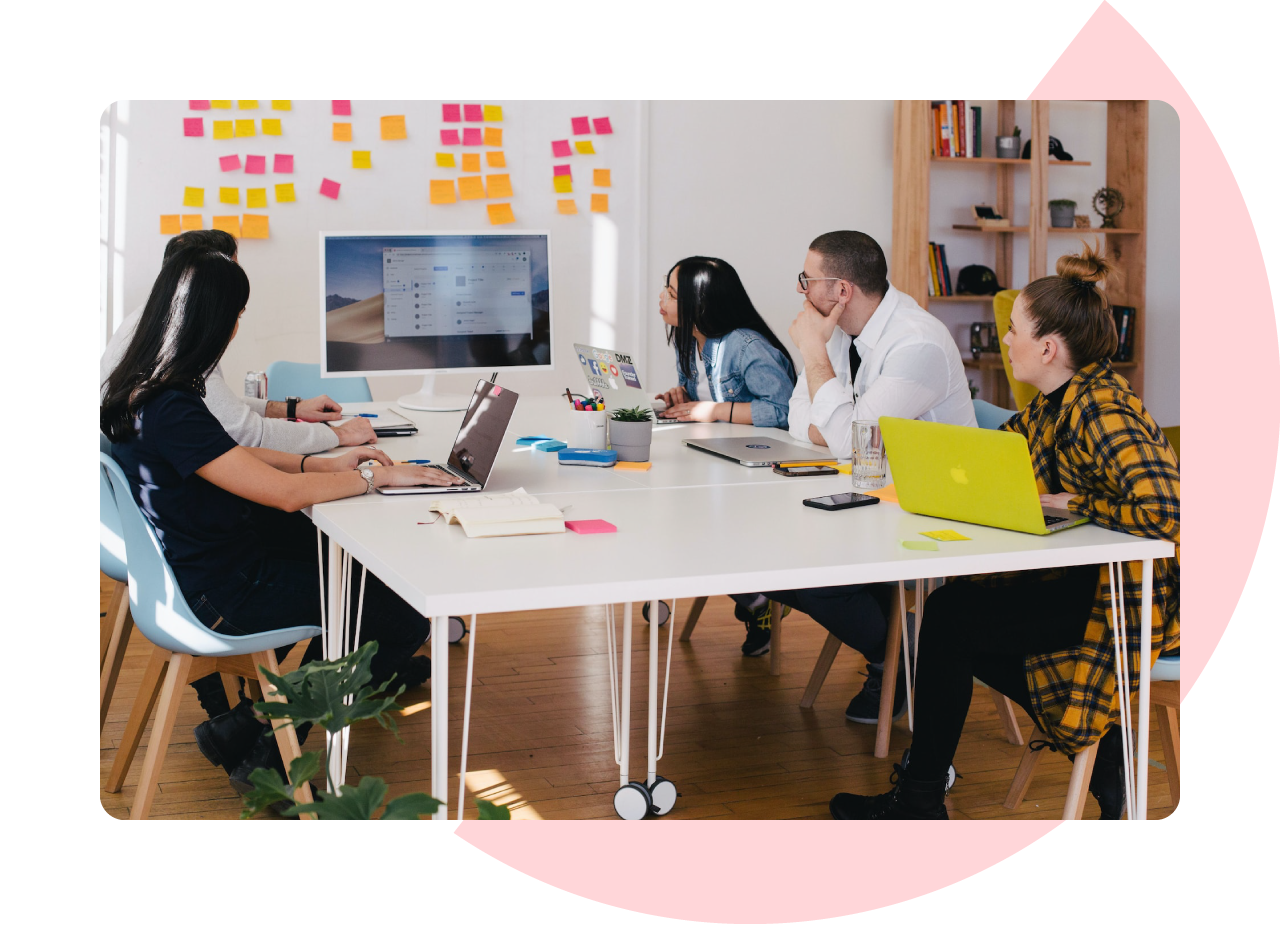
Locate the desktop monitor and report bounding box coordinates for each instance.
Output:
[320,231,552,410]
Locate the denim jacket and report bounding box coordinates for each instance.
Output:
[676,328,795,429]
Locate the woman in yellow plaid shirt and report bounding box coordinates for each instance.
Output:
[832,243,1179,820]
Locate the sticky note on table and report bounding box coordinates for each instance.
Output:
[332,100,352,116]
[553,164,572,178]
[212,215,241,237]
[381,115,407,140]
[557,199,578,215]
[245,154,266,174]
[183,118,203,137]
[262,118,282,136]
[486,173,513,198]
[551,139,572,158]
[271,100,291,111]
[212,121,233,139]
[463,104,483,122]
[180,214,203,231]
[457,176,485,200]
[183,186,204,207]
[566,520,617,534]
[234,119,255,137]
[442,103,461,122]
[273,153,294,173]
[319,178,341,199]
[241,214,269,239]
[901,539,938,552]
[483,105,503,122]
[576,140,596,155]
[436,152,456,168]
[275,182,296,203]
[483,127,502,146]
[160,214,181,234]
[531,439,566,452]
[220,187,240,205]
[461,153,480,172]
[440,129,460,145]
[333,122,352,141]
[614,461,651,471]
[593,116,613,135]
[594,169,611,187]
[219,154,241,172]
[210,100,232,109]
[486,151,506,168]
[921,529,971,542]
[590,193,609,213]
[571,116,590,135]
[487,203,515,225]
[246,188,267,208]
[237,100,259,110]
[429,179,457,204]
[866,483,899,504]
[189,100,211,110]
[553,174,573,193]
[462,127,482,145]
[352,150,372,169]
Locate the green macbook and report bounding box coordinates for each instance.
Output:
[879,417,1089,536]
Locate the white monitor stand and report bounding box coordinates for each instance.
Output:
[397,373,471,413]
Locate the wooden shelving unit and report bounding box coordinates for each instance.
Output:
[891,100,1148,403]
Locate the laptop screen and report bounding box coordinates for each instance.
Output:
[447,380,520,484]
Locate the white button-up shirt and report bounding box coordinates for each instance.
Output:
[787,284,977,458]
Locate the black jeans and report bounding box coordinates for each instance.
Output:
[762,583,895,664]
[905,567,1099,780]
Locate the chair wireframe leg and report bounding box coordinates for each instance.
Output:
[678,597,707,642]
[769,600,785,676]
[100,585,133,732]
[107,647,167,793]
[991,690,1025,746]
[130,652,193,819]
[800,632,842,709]
[1063,741,1099,820]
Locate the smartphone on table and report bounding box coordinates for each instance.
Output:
[803,492,880,511]
[773,464,840,477]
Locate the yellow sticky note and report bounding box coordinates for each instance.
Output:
[183,186,205,207]
[212,121,233,140]
[210,100,232,109]
[246,188,268,208]
[902,539,938,552]
[241,214,269,239]
[381,115,407,140]
[219,187,240,205]
[212,215,241,238]
[237,100,258,109]
[429,179,457,204]
[461,153,481,172]
[483,127,503,147]
[483,105,503,122]
[575,140,595,154]
[487,203,515,225]
[486,151,506,168]
[180,214,203,231]
[556,199,578,215]
[594,169,612,188]
[271,100,292,111]
[921,529,971,542]
[262,118,282,136]
[333,122,352,141]
[591,193,609,213]
[160,214,181,234]
[614,460,651,471]
[553,174,572,194]
[352,150,372,169]
[275,183,296,203]
[458,176,485,201]
[234,119,255,137]
[486,173,513,198]
[436,152,456,168]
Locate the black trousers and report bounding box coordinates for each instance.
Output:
[764,583,896,664]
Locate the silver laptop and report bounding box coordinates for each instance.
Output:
[574,342,680,425]
[682,436,839,468]
[377,380,519,494]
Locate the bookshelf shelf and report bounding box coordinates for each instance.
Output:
[951,224,1144,235]
[931,157,1092,166]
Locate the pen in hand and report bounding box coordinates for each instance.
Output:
[342,412,378,418]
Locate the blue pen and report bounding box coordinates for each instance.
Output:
[343,412,378,418]
[400,459,431,465]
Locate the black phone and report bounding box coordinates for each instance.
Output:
[773,465,840,477]
[803,492,880,511]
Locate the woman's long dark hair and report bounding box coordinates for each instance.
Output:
[101,248,250,443]
[665,257,795,384]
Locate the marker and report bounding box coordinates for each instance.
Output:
[343,412,378,418]
[399,459,431,465]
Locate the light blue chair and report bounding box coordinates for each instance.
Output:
[100,453,321,819]
[100,433,133,731]
[265,361,371,403]
[973,398,1016,430]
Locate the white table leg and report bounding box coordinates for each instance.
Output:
[431,613,449,821]
[325,539,345,790]
[457,613,479,821]
[620,603,632,789]
[647,598,659,787]
[1137,558,1153,820]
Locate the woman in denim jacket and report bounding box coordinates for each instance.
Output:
[655,257,796,427]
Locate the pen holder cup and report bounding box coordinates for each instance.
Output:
[571,410,609,450]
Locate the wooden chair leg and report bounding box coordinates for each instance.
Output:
[106,647,168,793]
[255,649,314,810]
[244,676,264,703]
[679,596,708,642]
[219,673,242,712]
[1156,703,1180,808]
[990,689,1025,746]
[874,590,905,759]
[1063,741,1099,820]
[100,595,134,732]
[129,652,193,820]
[768,600,785,676]
[1003,741,1046,810]
[100,580,127,669]
[800,632,842,709]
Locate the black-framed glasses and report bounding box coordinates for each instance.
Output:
[798,272,842,292]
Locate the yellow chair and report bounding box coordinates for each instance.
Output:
[1163,425,1179,461]
[992,290,1040,411]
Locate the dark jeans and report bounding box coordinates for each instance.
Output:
[905,567,1099,780]
[757,583,895,664]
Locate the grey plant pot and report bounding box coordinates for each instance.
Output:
[1049,204,1076,228]
[609,420,653,462]
[995,136,1020,158]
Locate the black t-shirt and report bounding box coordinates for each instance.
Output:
[110,389,262,597]
[1043,379,1071,496]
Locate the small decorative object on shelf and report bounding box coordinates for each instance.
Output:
[971,204,1010,228]
[1049,199,1077,228]
[1074,214,1092,228]
[996,125,1021,158]
[1022,135,1075,161]
[969,321,1001,359]
[956,265,1000,295]
[1093,186,1125,228]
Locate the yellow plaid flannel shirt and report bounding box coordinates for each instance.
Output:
[975,359,1179,754]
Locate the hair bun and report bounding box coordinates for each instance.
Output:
[1055,238,1114,287]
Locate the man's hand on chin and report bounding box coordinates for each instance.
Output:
[789,299,845,362]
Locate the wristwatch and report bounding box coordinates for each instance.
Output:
[286,396,301,421]
[359,467,375,494]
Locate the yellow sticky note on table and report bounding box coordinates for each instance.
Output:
[486,151,506,168]
[210,100,232,109]
[352,150,372,169]
[212,215,241,238]
[271,100,291,111]
[485,173,513,198]
[160,214,181,234]
[429,179,457,204]
[487,203,515,225]
[275,183,296,203]
[241,214,269,239]
[212,121,233,139]
[902,539,938,552]
[591,193,609,213]
[219,187,240,205]
[180,214,203,231]
[553,174,573,194]
[483,105,503,122]
[556,199,578,215]
[461,153,480,172]
[614,460,651,471]
[594,169,611,187]
[246,188,268,208]
[234,119,255,137]
[866,483,899,504]
[921,529,971,542]
[458,176,485,200]
[262,118,282,136]
[333,122,352,141]
[483,127,502,146]
[381,115,407,140]
[575,140,595,154]
[436,152,456,168]
[183,186,205,207]
[237,100,259,109]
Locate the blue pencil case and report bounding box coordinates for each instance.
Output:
[558,448,617,467]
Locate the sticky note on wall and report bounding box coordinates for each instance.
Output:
[333,122,352,141]
[486,151,506,167]
[213,121,233,139]
[180,214,203,231]
[553,164,572,177]
[238,100,259,110]
[234,119,255,137]
[464,104,483,122]
[557,199,577,215]
[160,215,181,234]
[461,153,480,172]
[575,140,595,155]
[551,139,572,158]
[271,100,291,110]
[571,116,590,135]
[220,187,240,205]
[273,154,294,173]
[352,150,372,168]
[246,188,267,208]
[436,152,456,167]
[262,118,282,136]
[219,154,241,171]
[591,193,609,213]
[440,129,460,145]
[457,176,485,200]
[189,100,211,110]
[442,104,461,122]
[275,183,296,203]
[553,174,572,193]
[381,115,407,140]
[183,118,203,137]
[486,174,513,198]
[483,105,503,122]
[429,179,457,204]
[487,203,515,225]
[319,178,341,199]
[210,100,232,109]
[332,100,352,116]
[593,116,613,134]
[212,215,241,237]
[245,155,266,174]
[463,128,482,145]
[183,187,204,207]
[594,169,611,187]
[241,215,269,239]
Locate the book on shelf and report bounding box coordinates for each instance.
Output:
[1111,305,1136,362]
[927,242,953,296]
[927,241,940,296]
[430,488,565,538]
[929,102,982,158]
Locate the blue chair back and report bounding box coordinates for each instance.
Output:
[265,361,371,403]
[1151,655,1180,683]
[973,399,1016,431]
[99,452,320,658]
[100,433,127,582]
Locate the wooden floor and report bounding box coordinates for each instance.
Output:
[100,573,1176,820]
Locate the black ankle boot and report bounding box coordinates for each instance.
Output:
[189,673,233,720]
[830,763,950,820]
[1088,726,1126,819]
[194,699,268,770]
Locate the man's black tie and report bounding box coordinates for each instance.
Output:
[848,336,862,387]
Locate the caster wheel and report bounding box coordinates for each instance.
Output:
[900,747,956,794]
[641,601,671,627]
[648,776,678,816]
[448,616,468,644]
[613,781,652,820]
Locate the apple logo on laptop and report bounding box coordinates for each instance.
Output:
[950,467,969,485]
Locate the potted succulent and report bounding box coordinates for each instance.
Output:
[996,124,1020,159]
[608,406,654,462]
[1049,198,1077,228]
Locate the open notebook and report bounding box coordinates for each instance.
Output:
[429,489,565,538]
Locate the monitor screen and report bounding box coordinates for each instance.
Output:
[320,231,552,376]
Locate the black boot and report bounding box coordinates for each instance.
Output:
[194,698,268,770]
[830,763,950,820]
[227,733,287,796]
[189,673,233,720]
[1088,726,1126,819]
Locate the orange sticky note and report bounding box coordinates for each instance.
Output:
[436,152,456,168]
[557,199,578,215]
[486,173,513,198]
[487,203,515,225]
[486,151,506,168]
[458,176,485,200]
[237,100,259,110]
[483,104,503,122]
[219,187,240,205]
[483,127,503,147]
[591,193,609,213]
[262,118,282,136]
[275,182,296,203]
[594,169,611,187]
[234,119,256,137]
[553,174,572,194]
[210,100,232,109]
[333,122,352,141]
[242,214,269,239]
[575,140,595,154]
[160,214,181,234]
[180,214,203,231]
[461,153,481,172]
[352,150,372,169]
[381,115,407,140]
[212,215,241,238]
[271,100,291,111]
[183,187,204,207]
[212,121,233,140]
[246,188,267,208]
[429,179,457,204]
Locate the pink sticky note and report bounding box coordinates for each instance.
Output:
[463,127,482,146]
[442,103,461,123]
[320,178,341,199]
[245,155,266,174]
[219,154,242,172]
[441,129,460,145]
[571,116,590,135]
[273,153,294,173]
[551,139,572,158]
[463,104,483,122]
[593,116,613,135]
[332,100,352,116]
[553,164,572,177]
[566,519,617,535]
[189,100,211,110]
[183,118,203,137]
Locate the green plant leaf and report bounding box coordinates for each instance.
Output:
[286,750,322,788]
[381,792,445,820]
[253,641,407,738]
[238,766,296,819]
[609,405,653,423]
[476,798,511,820]
[280,776,389,819]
